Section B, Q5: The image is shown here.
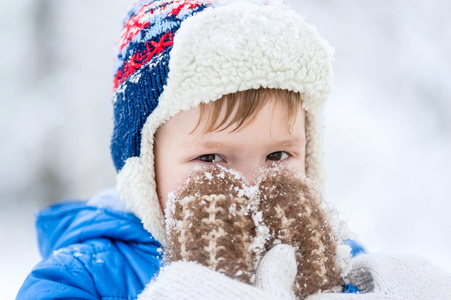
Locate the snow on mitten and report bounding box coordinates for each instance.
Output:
[165,165,347,299]
[164,165,257,283]
[256,167,344,299]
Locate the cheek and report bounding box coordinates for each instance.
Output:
[155,167,171,212]
[296,160,306,174]
[276,155,306,175]
[154,141,175,212]
[296,152,306,174]
[155,163,183,212]
[289,160,306,175]
[155,157,196,212]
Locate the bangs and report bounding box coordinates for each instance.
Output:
[194,88,303,134]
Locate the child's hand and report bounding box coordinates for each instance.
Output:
[257,167,344,297]
[254,244,297,298]
[138,244,297,300]
[164,165,256,283]
[164,165,346,299]
[306,254,451,299]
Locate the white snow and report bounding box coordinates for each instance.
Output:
[205,172,213,181]
[95,258,105,264]
[335,244,352,277]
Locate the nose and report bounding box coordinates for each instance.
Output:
[229,159,266,185]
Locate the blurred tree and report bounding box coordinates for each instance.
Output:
[30,0,60,84]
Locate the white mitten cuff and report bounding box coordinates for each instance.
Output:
[138,244,297,300]
[306,254,451,300]
[349,254,451,299]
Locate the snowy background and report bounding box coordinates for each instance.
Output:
[1,0,450,298]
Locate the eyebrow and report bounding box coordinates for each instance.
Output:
[273,137,306,146]
[269,139,306,152]
[183,137,306,150]
[185,141,227,150]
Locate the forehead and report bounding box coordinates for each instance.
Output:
[156,97,306,145]
[199,89,304,134]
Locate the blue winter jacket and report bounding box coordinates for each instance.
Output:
[17,190,364,299]
[17,190,163,300]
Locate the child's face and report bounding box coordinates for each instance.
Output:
[154,98,306,211]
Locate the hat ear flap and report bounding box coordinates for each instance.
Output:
[117,155,166,243]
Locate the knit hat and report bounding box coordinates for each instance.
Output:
[111,0,334,243]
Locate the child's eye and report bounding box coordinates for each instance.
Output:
[197,154,224,163]
[266,151,289,161]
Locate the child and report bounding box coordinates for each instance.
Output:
[17,0,451,299]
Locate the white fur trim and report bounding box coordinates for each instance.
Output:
[117,1,333,243]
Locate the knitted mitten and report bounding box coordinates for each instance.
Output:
[165,165,345,299]
[165,165,256,283]
[256,167,343,298]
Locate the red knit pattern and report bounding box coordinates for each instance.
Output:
[119,1,204,52]
[170,1,200,16]
[118,4,154,52]
[114,32,174,90]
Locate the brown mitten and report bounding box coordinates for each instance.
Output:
[257,167,343,298]
[164,165,257,283]
[164,165,346,299]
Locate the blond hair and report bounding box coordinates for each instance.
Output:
[194,88,303,134]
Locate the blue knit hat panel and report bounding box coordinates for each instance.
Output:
[111,0,213,171]
[112,52,170,171]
